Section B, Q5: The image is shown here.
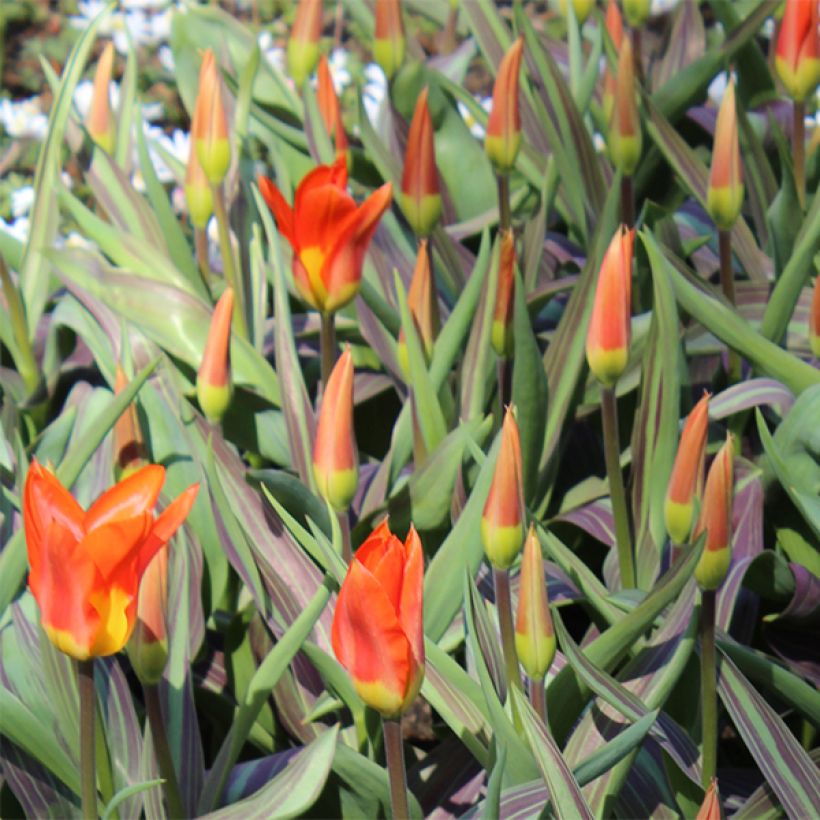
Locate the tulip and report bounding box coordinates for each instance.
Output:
[622,0,651,29]
[557,0,595,24]
[696,779,722,820]
[810,275,820,358]
[602,0,624,125]
[127,546,169,685]
[400,88,442,237]
[184,135,214,230]
[485,37,525,173]
[316,54,349,160]
[397,239,439,376]
[665,392,710,544]
[287,0,323,87]
[374,0,406,81]
[515,525,556,681]
[331,520,424,717]
[482,407,525,570]
[86,41,116,154]
[197,288,234,424]
[23,460,198,660]
[608,38,642,176]
[113,365,146,479]
[259,157,393,314]
[706,77,743,231]
[586,225,634,387]
[193,49,230,185]
[775,0,820,103]
[491,229,516,358]
[693,434,734,591]
[313,347,358,511]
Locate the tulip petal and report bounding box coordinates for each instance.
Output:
[362,534,405,612]
[137,483,200,577]
[84,464,165,531]
[294,156,348,214]
[81,514,154,580]
[294,184,358,255]
[258,176,296,245]
[24,460,84,551]
[399,526,425,669]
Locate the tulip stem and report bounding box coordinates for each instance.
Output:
[320,311,337,389]
[700,589,718,788]
[383,718,410,820]
[497,173,511,232]
[620,174,634,229]
[718,229,740,384]
[496,357,510,418]
[493,566,524,726]
[529,676,547,727]
[145,684,185,820]
[794,100,805,209]
[601,387,635,589]
[195,227,211,295]
[212,184,248,340]
[338,510,352,564]
[78,660,97,819]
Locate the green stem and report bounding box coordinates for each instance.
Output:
[320,311,337,389]
[601,387,635,589]
[700,589,718,788]
[0,255,39,396]
[212,184,248,339]
[78,660,97,819]
[338,509,352,564]
[794,100,805,209]
[497,173,511,232]
[718,229,741,383]
[529,676,547,726]
[382,718,410,820]
[195,227,212,296]
[493,566,524,730]
[144,684,185,820]
[496,356,510,420]
[620,174,634,229]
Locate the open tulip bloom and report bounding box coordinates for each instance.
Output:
[23,460,198,660]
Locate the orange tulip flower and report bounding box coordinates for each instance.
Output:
[481,406,525,569]
[193,49,230,185]
[775,0,820,102]
[23,460,198,660]
[810,275,820,357]
[258,157,393,313]
[197,287,234,424]
[374,0,406,81]
[331,520,425,717]
[693,434,734,590]
[397,239,439,376]
[400,88,442,237]
[86,41,116,154]
[491,228,516,358]
[287,0,323,87]
[313,346,358,511]
[485,37,524,173]
[316,54,349,160]
[665,392,710,544]
[707,77,743,231]
[586,225,634,387]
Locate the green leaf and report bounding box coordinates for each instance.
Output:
[102,780,164,820]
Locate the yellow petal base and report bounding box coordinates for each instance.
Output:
[314,464,358,513]
[373,37,406,82]
[775,56,820,103]
[608,132,642,176]
[197,380,232,425]
[515,629,556,681]
[127,635,168,685]
[695,546,731,591]
[196,137,230,186]
[707,184,744,232]
[664,497,694,546]
[485,133,522,175]
[399,192,442,238]
[587,346,628,388]
[185,181,214,230]
[481,519,524,570]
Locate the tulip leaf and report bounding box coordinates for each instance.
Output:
[102,780,164,820]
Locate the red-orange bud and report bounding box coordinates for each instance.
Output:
[602,0,624,124]
[485,37,524,173]
[313,346,358,511]
[775,0,820,102]
[810,275,820,357]
[196,288,234,424]
[316,54,349,160]
[398,239,439,376]
[696,779,722,820]
[86,41,116,154]
[374,0,406,81]
[481,406,525,569]
[127,545,169,684]
[288,0,324,87]
[707,77,743,230]
[586,225,634,386]
[608,37,642,175]
[400,88,442,237]
[491,229,516,358]
[193,49,230,185]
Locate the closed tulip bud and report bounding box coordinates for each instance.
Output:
[775,0,820,102]
[515,525,556,680]
[586,225,634,387]
[113,365,146,479]
[193,49,230,185]
[86,41,116,154]
[197,288,234,424]
[316,54,348,160]
[288,0,324,87]
[485,37,524,173]
[398,239,439,377]
[491,229,516,358]
[482,407,525,569]
[696,779,722,820]
[332,521,424,717]
[313,347,358,511]
[622,0,651,28]
[557,0,595,24]
[693,434,734,591]
[127,546,169,685]
[184,135,214,230]
[374,0,406,81]
[707,78,743,231]
[608,38,642,176]
[602,0,624,124]
[665,392,710,544]
[810,276,820,357]
[400,88,442,237]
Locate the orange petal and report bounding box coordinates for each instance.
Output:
[294,156,348,214]
[294,183,358,255]
[80,513,154,580]
[258,176,295,245]
[23,459,84,555]
[399,525,425,669]
[137,483,200,577]
[84,463,165,531]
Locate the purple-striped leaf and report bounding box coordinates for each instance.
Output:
[709,379,795,420]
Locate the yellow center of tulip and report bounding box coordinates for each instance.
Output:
[89,586,133,656]
[299,246,329,304]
